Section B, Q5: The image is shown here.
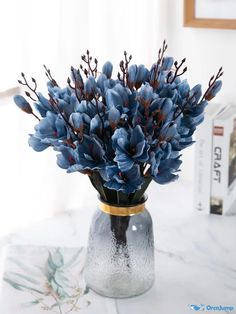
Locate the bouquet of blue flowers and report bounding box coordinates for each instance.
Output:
[14,41,222,205]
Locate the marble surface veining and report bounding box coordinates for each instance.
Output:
[0,180,236,314]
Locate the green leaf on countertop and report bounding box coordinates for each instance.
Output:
[23,299,44,307]
[51,249,64,268]
[6,271,40,285]
[83,286,90,295]
[50,278,68,299]
[53,271,69,287]
[7,257,39,276]
[3,277,24,291]
[4,277,44,294]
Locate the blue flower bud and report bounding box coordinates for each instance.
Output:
[97,73,107,94]
[161,57,174,71]
[161,98,173,115]
[14,95,32,114]
[139,84,153,102]
[108,105,120,128]
[102,61,113,78]
[28,135,49,152]
[90,115,101,134]
[127,65,138,89]
[69,112,83,131]
[205,80,222,100]
[71,67,83,84]
[135,65,149,89]
[84,76,96,98]
[149,64,158,83]
[189,84,202,103]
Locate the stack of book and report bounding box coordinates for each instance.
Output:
[194,104,236,215]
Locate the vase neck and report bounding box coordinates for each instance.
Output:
[99,200,145,216]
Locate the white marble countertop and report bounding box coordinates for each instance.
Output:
[0,180,236,314]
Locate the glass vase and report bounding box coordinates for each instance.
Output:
[84,196,155,298]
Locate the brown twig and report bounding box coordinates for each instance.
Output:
[32,112,41,121]
[149,40,168,89]
[67,67,85,102]
[172,91,197,121]
[80,50,98,78]
[157,40,168,66]
[18,73,39,101]
[43,65,59,87]
[200,67,223,102]
[167,58,187,84]
[118,51,132,86]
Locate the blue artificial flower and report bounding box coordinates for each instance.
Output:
[112,125,149,172]
[160,57,174,71]
[29,111,68,152]
[84,76,97,100]
[105,86,129,115]
[108,105,121,129]
[177,79,190,100]
[34,93,55,117]
[14,95,32,114]
[75,134,106,171]
[56,145,78,171]
[128,64,149,90]
[28,135,50,152]
[102,164,144,194]
[70,67,84,85]
[102,61,113,79]
[152,156,182,184]
[205,80,222,101]
[14,45,223,197]
[137,83,153,110]
[69,112,84,134]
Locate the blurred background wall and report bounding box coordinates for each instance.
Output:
[0,0,232,235]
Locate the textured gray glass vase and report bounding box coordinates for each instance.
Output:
[84,196,155,298]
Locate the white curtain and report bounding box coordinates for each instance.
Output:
[0,0,168,236]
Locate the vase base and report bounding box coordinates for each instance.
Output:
[86,277,155,299]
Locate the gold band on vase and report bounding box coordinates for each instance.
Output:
[99,201,145,216]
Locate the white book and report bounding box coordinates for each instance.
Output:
[0,245,117,314]
[210,105,236,215]
[194,103,226,213]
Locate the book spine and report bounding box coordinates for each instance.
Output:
[194,115,214,213]
[210,120,228,215]
[225,117,236,214]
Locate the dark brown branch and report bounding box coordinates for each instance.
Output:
[80,50,98,78]
[167,58,187,84]
[18,72,40,100]
[25,91,37,102]
[173,91,197,121]
[149,40,168,89]
[118,51,132,86]
[43,65,59,87]
[157,40,168,66]
[67,67,85,102]
[32,112,40,121]
[200,67,223,102]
